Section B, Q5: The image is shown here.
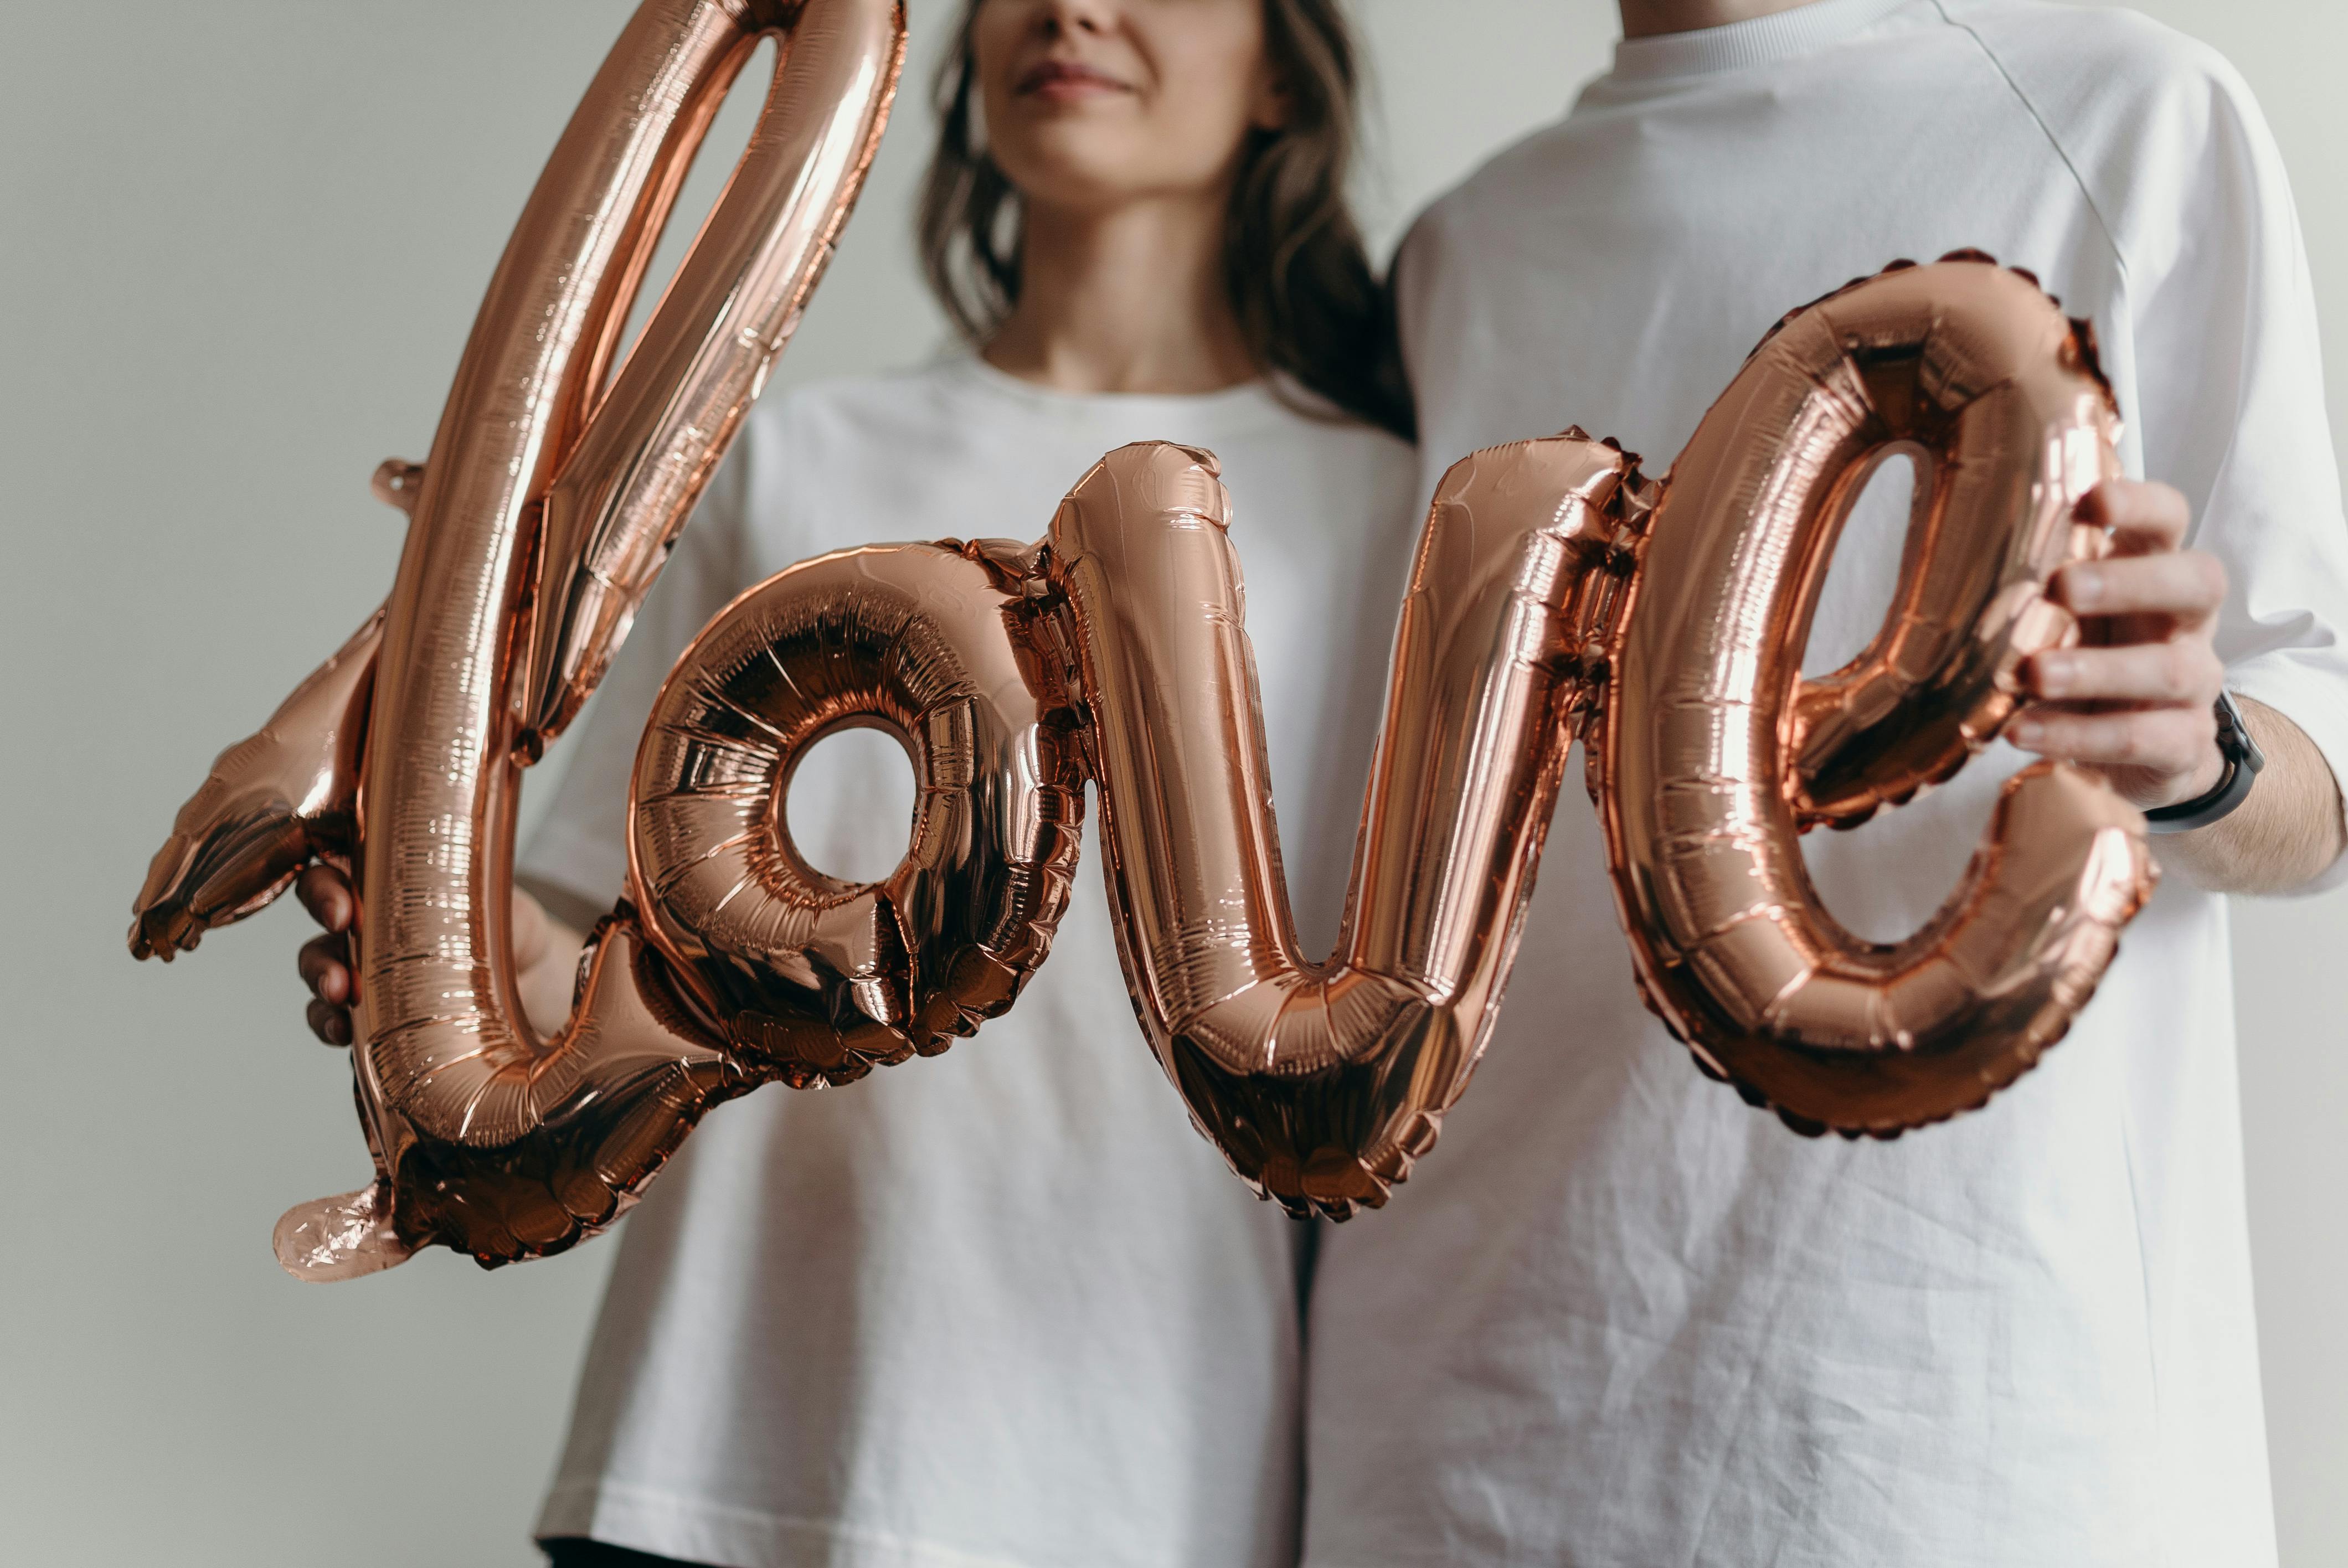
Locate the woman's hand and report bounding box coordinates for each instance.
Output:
[297,866,585,1043]
[295,865,362,1045]
[2012,478,2228,807]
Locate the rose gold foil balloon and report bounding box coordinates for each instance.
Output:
[132,0,908,1276]
[278,537,1081,1275]
[629,539,1084,1084]
[138,235,2160,1264]
[1043,439,1649,1215]
[129,611,381,961]
[1038,256,2151,1211]
[1598,257,2156,1134]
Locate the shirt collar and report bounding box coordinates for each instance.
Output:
[1607,0,1916,84]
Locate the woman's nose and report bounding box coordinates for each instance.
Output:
[1036,0,1113,38]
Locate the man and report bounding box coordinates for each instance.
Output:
[1304,1,2348,1563]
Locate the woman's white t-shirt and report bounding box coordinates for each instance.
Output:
[517,355,1419,1568]
[1305,4,2348,1567]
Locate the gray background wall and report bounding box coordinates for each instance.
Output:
[2,3,2339,1563]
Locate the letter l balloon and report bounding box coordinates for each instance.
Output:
[131,0,908,1276]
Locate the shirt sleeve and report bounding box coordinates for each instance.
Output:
[515,429,754,917]
[2095,37,2348,889]
[1389,198,1471,519]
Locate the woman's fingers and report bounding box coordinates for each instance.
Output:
[300,929,357,1046]
[296,868,359,1045]
[295,863,354,933]
[306,998,353,1048]
[2051,548,2227,624]
[2026,637,2224,706]
[298,932,351,1004]
[295,865,367,1044]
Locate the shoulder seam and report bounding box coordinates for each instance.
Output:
[1926,0,2129,287]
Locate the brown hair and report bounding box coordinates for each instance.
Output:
[916,0,1413,440]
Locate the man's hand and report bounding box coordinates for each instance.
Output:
[2011,478,2345,893]
[2011,478,2228,808]
[296,865,585,1044]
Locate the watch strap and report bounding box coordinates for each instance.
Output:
[2143,692,2265,834]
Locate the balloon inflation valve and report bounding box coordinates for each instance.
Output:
[273,1185,414,1282]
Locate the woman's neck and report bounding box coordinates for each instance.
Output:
[1616,0,1817,39]
[982,193,1258,396]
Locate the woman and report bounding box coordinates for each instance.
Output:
[298,2,1416,1564]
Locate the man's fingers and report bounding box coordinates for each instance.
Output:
[2078,477,2191,551]
[2052,549,2226,622]
[2007,704,2215,777]
[298,934,350,1004]
[295,864,353,933]
[306,998,353,1048]
[2026,639,2223,705]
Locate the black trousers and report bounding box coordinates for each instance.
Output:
[543,1540,709,1567]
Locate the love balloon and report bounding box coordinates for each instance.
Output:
[131,1,2155,1276]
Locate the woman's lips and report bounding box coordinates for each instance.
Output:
[1015,59,1131,101]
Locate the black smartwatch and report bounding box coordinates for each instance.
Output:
[2143,692,2265,834]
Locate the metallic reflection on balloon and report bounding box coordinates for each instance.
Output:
[135,241,2155,1257]
[1600,259,2154,1134]
[1036,257,2151,1215]
[131,0,909,1276]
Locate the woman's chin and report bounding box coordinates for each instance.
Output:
[995,147,1187,215]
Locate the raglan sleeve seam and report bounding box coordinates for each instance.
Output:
[1927,0,2132,292]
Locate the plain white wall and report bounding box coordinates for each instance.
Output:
[1,3,2339,1564]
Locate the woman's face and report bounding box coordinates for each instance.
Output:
[971,0,1284,214]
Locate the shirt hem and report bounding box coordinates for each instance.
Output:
[537,1478,1197,1568]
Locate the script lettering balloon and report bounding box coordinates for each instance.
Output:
[136,235,2156,1248]
[1041,259,2150,1213]
[1600,257,2154,1134]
